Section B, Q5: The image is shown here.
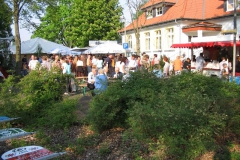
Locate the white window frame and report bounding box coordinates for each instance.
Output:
[156,7,163,16]
[166,28,174,49]
[145,32,151,50]
[146,10,153,18]
[155,30,161,50]
[128,35,132,49]
[227,0,240,11]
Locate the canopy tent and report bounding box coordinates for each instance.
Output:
[171,41,240,48]
[84,42,129,54]
[10,37,71,54]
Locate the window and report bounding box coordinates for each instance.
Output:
[156,7,163,16]
[145,32,150,50]
[146,10,153,18]
[166,28,174,48]
[227,0,240,11]
[155,30,161,49]
[128,35,132,49]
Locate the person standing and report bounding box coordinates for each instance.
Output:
[22,55,27,65]
[182,58,191,72]
[119,57,128,74]
[86,54,92,74]
[28,55,40,71]
[81,55,87,76]
[96,56,103,70]
[173,56,182,75]
[52,55,61,71]
[221,63,229,81]
[76,56,84,77]
[92,55,97,68]
[61,57,72,94]
[196,53,206,72]
[87,68,97,96]
[128,55,138,72]
[163,57,170,77]
[41,56,51,71]
[152,54,159,65]
[104,54,114,76]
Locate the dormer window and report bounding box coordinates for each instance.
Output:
[226,0,240,11]
[156,7,163,16]
[146,10,153,18]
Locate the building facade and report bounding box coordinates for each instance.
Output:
[120,0,240,61]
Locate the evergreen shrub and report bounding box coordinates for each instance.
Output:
[0,69,71,128]
[87,71,240,159]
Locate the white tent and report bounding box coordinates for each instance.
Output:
[10,37,71,54]
[84,41,128,54]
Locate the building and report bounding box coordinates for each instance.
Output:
[119,0,240,61]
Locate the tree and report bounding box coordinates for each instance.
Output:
[125,0,148,55]
[32,0,123,47]
[0,0,12,38]
[126,0,168,55]
[5,0,57,75]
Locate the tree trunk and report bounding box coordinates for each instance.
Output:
[135,32,140,56]
[13,0,21,75]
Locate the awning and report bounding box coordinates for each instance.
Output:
[171,41,240,48]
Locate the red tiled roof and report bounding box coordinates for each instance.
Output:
[120,0,236,32]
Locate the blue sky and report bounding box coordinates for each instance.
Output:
[11,0,130,42]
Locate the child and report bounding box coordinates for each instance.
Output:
[169,61,174,76]
[221,63,229,81]
[22,63,28,76]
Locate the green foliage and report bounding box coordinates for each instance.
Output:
[35,129,51,145]
[74,134,99,154]
[10,139,28,149]
[32,0,123,47]
[0,69,71,128]
[98,142,111,155]
[0,0,12,38]
[37,98,78,129]
[87,71,240,159]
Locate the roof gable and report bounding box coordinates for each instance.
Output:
[142,0,177,9]
[121,0,236,32]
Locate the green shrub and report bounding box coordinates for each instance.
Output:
[87,71,240,159]
[87,70,161,132]
[0,69,69,128]
[37,98,78,129]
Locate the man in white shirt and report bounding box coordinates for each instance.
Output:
[91,55,97,66]
[128,55,137,72]
[28,55,40,71]
[196,53,206,72]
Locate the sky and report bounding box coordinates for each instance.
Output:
[11,0,131,42]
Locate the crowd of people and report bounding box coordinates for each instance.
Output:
[16,50,240,95]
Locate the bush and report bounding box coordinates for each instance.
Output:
[87,71,240,159]
[0,69,70,128]
[87,70,162,132]
[37,98,78,129]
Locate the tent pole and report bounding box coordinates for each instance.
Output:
[232,0,237,78]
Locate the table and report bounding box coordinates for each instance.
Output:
[76,76,88,96]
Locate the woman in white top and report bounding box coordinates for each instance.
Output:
[119,57,128,74]
[163,57,170,77]
[76,56,84,77]
[115,56,122,69]
[96,56,103,69]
